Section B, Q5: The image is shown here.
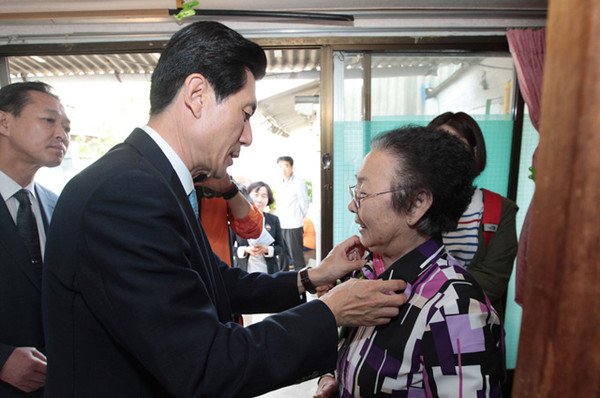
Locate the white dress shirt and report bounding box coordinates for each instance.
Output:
[276,173,309,229]
[142,125,194,197]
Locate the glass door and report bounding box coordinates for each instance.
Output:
[330,50,538,372]
[332,51,517,244]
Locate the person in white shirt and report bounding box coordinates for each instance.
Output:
[276,156,310,271]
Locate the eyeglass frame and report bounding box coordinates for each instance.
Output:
[347,184,404,208]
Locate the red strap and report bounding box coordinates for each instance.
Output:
[481,189,503,248]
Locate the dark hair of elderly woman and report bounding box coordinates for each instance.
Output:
[370,125,475,237]
[315,125,504,398]
[428,111,487,176]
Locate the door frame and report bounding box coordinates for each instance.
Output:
[0,35,522,258]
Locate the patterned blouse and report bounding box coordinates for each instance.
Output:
[336,238,504,397]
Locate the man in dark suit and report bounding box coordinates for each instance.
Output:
[0,81,70,397]
[43,21,407,398]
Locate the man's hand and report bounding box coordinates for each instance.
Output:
[319,278,407,327]
[0,347,47,393]
[194,174,234,193]
[313,374,337,398]
[195,174,252,219]
[309,235,367,287]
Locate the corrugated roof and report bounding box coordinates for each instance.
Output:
[7,49,323,79]
[5,50,495,137]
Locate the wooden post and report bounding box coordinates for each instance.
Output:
[512,0,600,396]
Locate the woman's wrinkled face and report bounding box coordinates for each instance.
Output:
[348,149,410,258]
[250,186,269,213]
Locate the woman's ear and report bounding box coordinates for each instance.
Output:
[407,190,432,227]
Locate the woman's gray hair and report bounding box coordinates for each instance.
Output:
[370,125,475,237]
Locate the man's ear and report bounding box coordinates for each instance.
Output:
[183,73,210,119]
[406,190,432,227]
[0,110,11,138]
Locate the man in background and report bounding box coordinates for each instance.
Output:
[276,156,310,271]
[0,81,70,397]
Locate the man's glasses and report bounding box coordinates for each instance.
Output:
[348,184,403,208]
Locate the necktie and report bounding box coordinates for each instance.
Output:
[14,189,43,268]
[189,189,199,219]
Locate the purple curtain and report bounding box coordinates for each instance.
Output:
[506,27,546,305]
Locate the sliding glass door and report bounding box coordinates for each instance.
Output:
[332,51,517,244]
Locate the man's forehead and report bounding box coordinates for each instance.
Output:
[30,94,71,124]
[27,90,57,103]
[27,91,61,109]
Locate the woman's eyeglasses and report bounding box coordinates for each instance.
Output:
[347,185,403,208]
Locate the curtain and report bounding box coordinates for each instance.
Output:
[506,27,546,305]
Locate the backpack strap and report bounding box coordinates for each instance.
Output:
[481,188,503,248]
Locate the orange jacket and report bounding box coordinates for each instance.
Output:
[303,217,316,250]
[200,197,263,266]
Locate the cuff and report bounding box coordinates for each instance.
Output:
[237,246,248,258]
[265,246,275,258]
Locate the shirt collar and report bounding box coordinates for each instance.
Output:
[141,125,194,196]
[0,170,36,202]
[283,172,295,183]
[377,237,445,284]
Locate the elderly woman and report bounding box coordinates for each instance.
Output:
[315,126,504,398]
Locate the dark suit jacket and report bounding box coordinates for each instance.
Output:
[233,212,284,274]
[0,184,56,398]
[42,129,337,398]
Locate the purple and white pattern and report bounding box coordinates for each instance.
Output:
[336,238,504,397]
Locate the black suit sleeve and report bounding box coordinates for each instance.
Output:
[0,344,14,371]
[74,171,338,397]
